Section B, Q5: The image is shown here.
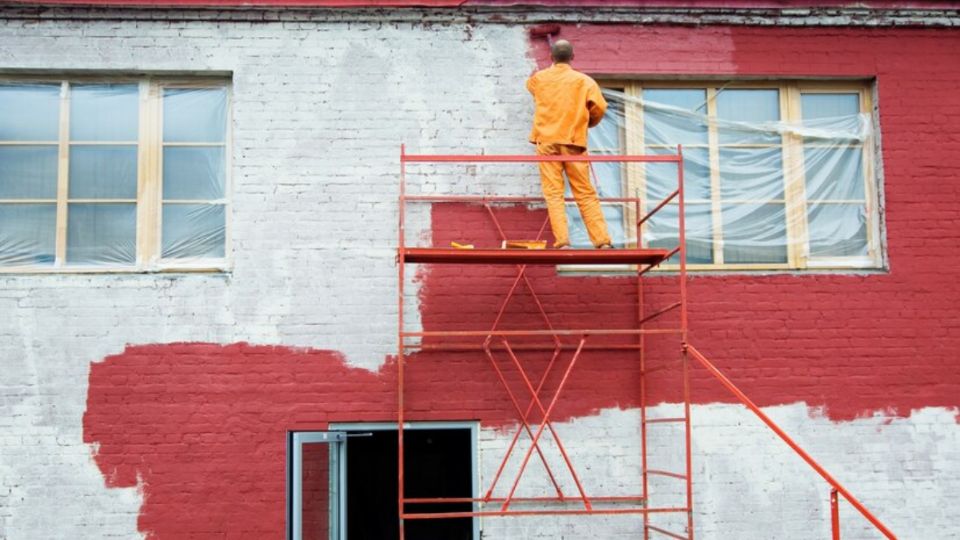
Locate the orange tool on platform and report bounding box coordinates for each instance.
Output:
[501,240,548,250]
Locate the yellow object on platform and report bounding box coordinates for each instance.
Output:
[502,240,548,250]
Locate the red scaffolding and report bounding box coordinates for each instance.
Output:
[395,146,897,540]
[397,146,692,538]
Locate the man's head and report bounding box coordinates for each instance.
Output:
[551,40,574,64]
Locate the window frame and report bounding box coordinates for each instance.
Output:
[587,79,883,272]
[0,75,232,274]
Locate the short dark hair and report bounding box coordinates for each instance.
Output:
[551,40,574,63]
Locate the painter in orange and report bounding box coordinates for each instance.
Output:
[526,39,612,249]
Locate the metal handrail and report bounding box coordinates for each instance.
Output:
[685,343,897,540]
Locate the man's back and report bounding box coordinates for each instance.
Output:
[526,63,607,149]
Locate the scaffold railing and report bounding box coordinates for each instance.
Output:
[396,145,693,540]
[395,145,897,540]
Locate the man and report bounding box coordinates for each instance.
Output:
[526,39,612,249]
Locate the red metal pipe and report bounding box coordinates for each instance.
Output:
[647,469,687,480]
[664,246,682,261]
[402,154,681,163]
[402,247,669,265]
[479,207,561,350]
[397,144,407,540]
[831,488,841,540]
[635,197,643,251]
[678,144,695,540]
[639,301,682,326]
[500,339,593,509]
[647,524,690,540]
[640,149,685,536]
[638,189,680,228]
[644,417,687,424]
[411,343,645,352]
[481,262,528,340]
[482,344,566,499]
[482,345,564,500]
[483,202,511,241]
[402,507,689,519]
[404,328,683,337]
[677,145,688,343]
[403,195,643,203]
[404,496,645,504]
[642,358,685,375]
[636,247,680,278]
[502,337,588,511]
[637,195,651,540]
[685,344,897,540]
[637,262,659,277]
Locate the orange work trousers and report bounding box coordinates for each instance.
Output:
[536,142,612,248]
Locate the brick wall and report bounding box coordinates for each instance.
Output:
[0,9,958,540]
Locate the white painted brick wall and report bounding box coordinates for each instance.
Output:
[0,16,536,539]
[480,405,960,540]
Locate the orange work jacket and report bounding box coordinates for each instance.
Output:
[526,63,607,149]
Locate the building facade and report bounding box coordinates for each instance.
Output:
[1,1,959,539]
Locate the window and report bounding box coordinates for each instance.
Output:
[575,81,882,270]
[0,78,229,272]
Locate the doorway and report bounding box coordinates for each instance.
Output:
[288,423,477,540]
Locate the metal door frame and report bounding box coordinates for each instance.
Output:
[287,431,347,540]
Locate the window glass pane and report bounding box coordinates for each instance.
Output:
[588,99,623,153]
[561,100,629,248]
[716,89,781,144]
[644,203,712,264]
[722,203,788,264]
[162,203,226,259]
[568,205,627,249]
[719,148,785,201]
[163,88,227,143]
[67,203,136,264]
[564,160,627,247]
[163,146,225,200]
[70,84,139,141]
[642,89,709,145]
[0,203,56,266]
[808,203,868,258]
[588,161,622,199]
[0,84,60,141]
[803,146,864,200]
[645,147,710,201]
[0,145,58,199]
[69,145,138,199]
[645,88,707,112]
[801,93,859,119]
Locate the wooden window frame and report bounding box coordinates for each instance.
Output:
[580,79,883,273]
[0,75,232,274]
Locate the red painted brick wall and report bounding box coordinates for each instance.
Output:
[526,24,960,419]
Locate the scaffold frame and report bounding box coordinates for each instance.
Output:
[396,145,695,540]
[394,143,900,540]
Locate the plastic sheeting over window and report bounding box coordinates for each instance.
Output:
[67,84,139,265]
[161,87,228,263]
[575,85,880,269]
[0,84,60,268]
[0,82,229,270]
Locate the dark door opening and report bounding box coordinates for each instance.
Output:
[346,428,473,540]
